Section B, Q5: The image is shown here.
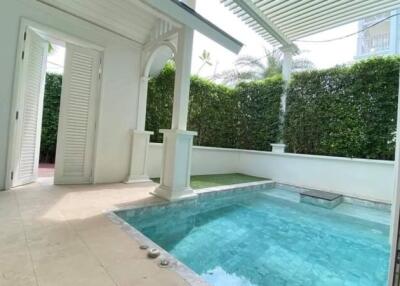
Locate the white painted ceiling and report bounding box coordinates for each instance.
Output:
[39,0,159,44]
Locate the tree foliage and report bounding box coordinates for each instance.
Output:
[214,48,314,85]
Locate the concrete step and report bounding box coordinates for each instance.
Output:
[300,190,343,209]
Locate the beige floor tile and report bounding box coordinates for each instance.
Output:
[0,181,200,286]
[34,251,116,286]
[103,258,189,286]
[0,247,37,286]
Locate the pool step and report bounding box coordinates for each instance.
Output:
[300,190,343,209]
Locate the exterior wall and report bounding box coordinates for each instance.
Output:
[148,144,395,203]
[0,0,143,189]
[356,10,400,59]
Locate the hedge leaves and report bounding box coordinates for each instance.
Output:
[145,63,283,151]
[40,73,62,163]
[284,57,399,160]
[41,57,399,163]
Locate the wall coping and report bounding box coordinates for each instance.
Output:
[148,143,394,166]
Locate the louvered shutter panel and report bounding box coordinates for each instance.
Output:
[12,29,48,187]
[54,44,100,184]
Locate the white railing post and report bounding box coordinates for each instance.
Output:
[271,45,295,153]
[388,72,400,285]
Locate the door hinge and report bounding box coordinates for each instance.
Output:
[11,172,14,181]
[21,51,25,60]
[98,58,102,79]
[15,111,19,120]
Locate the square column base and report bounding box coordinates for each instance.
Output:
[271,143,286,153]
[125,130,153,184]
[152,129,197,201]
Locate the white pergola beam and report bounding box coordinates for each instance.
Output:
[272,0,340,25]
[288,3,400,40]
[232,0,295,49]
[142,0,243,54]
[283,0,396,34]
[221,0,400,48]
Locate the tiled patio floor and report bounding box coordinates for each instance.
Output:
[0,178,190,286]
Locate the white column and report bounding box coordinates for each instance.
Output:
[136,76,150,131]
[171,26,193,130]
[152,129,196,200]
[281,49,293,114]
[388,73,400,285]
[152,26,197,201]
[271,48,293,153]
[125,129,153,183]
[125,76,153,183]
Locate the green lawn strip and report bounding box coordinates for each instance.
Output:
[151,173,268,190]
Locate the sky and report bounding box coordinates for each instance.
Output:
[191,0,359,79]
[47,1,360,77]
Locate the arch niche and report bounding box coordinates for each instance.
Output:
[125,41,176,184]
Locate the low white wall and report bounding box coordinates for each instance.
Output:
[148,143,239,178]
[237,150,394,203]
[148,144,395,203]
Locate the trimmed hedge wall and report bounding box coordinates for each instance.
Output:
[40,73,62,163]
[284,57,399,160]
[145,63,283,150]
[41,57,399,163]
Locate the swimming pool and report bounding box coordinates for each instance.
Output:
[115,186,390,286]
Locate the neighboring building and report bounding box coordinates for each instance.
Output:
[356,10,400,59]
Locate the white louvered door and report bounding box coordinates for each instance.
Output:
[12,28,48,187]
[54,43,100,184]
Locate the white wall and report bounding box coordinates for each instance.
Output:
[237,150,394,203]
[148,144,395,203]
[148,143,239,178]
[0,0,142,189]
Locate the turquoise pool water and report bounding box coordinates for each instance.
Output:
[116,188,390,286]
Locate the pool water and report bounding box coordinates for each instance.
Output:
[116,188,390,286]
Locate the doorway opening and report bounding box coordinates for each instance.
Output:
[38,41,65,184]
[8,21,102,188]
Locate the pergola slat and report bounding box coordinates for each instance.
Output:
[221,0,400,47]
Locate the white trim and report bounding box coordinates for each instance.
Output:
[143,0,243,54]
[149,143,394,166]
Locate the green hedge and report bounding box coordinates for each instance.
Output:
[41,57,399,163]
[40,73,62,163]
[145,63,283,150]
[284,57,399,160]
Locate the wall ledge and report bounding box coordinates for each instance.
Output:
[149,143,394,165]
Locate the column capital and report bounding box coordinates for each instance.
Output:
[140,76,150,82]
[160,129,197,137]
[280,44,298,55]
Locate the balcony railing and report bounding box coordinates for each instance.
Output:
[359,32,390,55]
